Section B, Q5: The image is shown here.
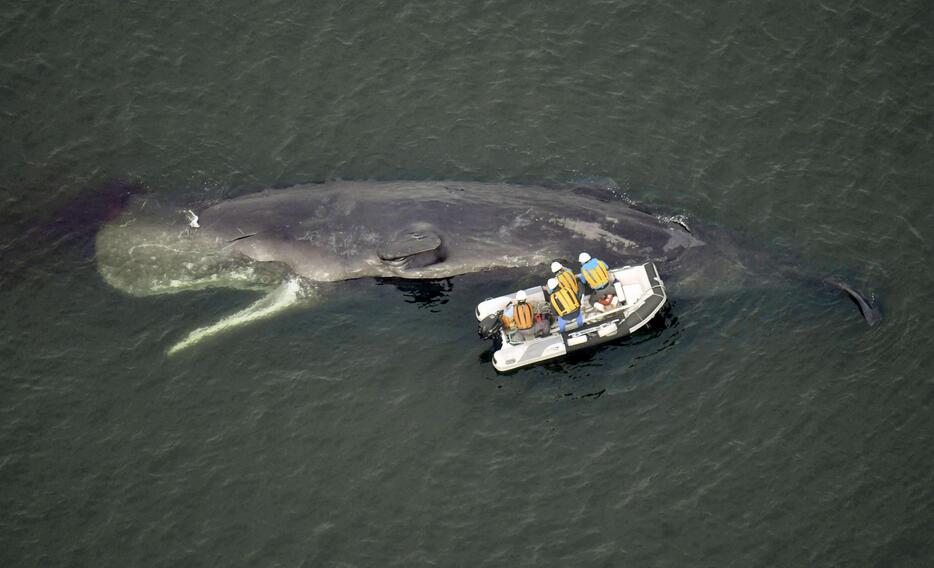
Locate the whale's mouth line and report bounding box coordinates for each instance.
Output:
[227,233,257,243]
[220,232,259,251]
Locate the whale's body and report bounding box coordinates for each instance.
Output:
[96,181,705,291]
[95,181,878,353]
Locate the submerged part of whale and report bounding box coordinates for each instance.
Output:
[1,180,144,291]
[824,277,882,326]
[94,181,880,353]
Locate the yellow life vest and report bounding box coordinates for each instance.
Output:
[549,287,580,317]
[514,302,534,330]
[582,260,609,289]
[556,269,580,296]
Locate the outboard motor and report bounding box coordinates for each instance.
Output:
[478,312,503,340]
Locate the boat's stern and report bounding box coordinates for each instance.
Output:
[492,335,567,372]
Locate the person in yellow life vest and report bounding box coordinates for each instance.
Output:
[578,252,615,303]
[547,277,584,333]
[550,261,581,299]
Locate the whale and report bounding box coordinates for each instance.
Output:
[94,180,881,353]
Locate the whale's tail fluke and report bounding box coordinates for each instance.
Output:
[167,278,314,355]
[766,260,883,328]
[824,277,882,326]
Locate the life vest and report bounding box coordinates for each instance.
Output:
[514,302,534,330]
[549,287,581,317]
[499,313,514,329]
[556,268,580,296]
[581,259,609,289]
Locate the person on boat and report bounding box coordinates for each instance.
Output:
[500,290,534,330]
[500,302,515,331]
[578,252,614,304]
[547,277,584,333]
[511,290,536,339]
[551,261,581,299]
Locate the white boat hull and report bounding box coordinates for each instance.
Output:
[476,262,667,372]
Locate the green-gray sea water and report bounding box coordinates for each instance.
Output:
[2,0,932,566]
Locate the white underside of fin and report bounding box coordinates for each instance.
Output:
[167,278,311,355]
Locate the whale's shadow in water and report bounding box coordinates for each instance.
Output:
[374,277,454,312]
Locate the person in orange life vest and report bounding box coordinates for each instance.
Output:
[547,277,583,334]
[578,252,614,304]
[501,290,535,337]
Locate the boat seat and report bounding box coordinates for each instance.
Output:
[622,284,643,306]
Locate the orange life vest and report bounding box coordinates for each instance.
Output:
[514,302,534,330]
[499,313,514,329]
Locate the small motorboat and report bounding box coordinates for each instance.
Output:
[476,262,667,372]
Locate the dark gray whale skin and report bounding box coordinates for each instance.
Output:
[95,180,880,330]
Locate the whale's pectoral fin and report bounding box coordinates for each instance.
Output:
[167,278,315,355]
[378,230,444,269]
[824,277,882,326]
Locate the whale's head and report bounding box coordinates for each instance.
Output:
[95,199,290,297]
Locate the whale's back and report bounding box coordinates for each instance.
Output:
[195,181,698,280]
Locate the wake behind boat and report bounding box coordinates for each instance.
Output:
[476,262,667,372]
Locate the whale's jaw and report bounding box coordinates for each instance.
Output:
[167,278,314,355]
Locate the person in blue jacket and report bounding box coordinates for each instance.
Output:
[578,252,614,303]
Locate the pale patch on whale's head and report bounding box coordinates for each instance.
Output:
[95,219,289,297]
